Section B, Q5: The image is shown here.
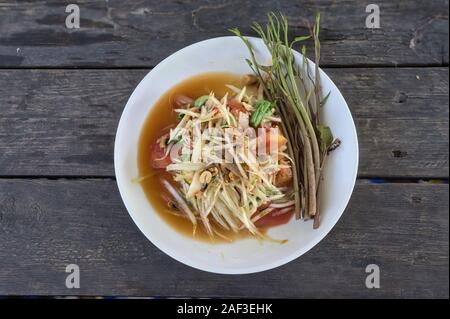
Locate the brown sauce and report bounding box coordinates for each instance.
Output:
[137,72,254,243]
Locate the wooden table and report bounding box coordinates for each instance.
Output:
[0,0,448,298]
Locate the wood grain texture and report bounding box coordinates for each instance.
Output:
[0,0,448,67]
[0,179,447,298]
[0,0,447,300]
[0,68,447,178]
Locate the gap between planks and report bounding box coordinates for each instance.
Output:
[0,63,448,70]
[0,176,447,184]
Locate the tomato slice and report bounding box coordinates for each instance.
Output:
[255,208,294,228]
[227,99,247,117]
[151,141,172,169]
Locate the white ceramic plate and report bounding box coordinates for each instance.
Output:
[114,36,359,274]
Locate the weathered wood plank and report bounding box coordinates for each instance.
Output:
[0,0,448,67]
[0,69,136,177]
[0,179,447,297]
[0,68,447,178]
